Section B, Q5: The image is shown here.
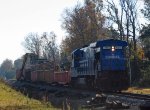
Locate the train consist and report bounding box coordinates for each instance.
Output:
[16,39,131,91]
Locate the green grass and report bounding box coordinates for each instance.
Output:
[0,80,60,110]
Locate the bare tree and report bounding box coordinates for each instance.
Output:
[106,0,125,40]
[41,32,59,66]
[106,0,138,52]
[22,33,41,57]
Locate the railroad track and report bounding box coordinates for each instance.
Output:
[111,92,150,101]
[106,92,150,110]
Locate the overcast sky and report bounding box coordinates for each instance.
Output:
[0,0,83,64]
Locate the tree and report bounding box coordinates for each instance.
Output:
[106,0,138,50]
[141,0,150,20]
[14,58,23,69]
[140,0,150,59]
[22,33,41,57]
[107,26,120,39]
[139,24,150,59]
[106,0,141,84]
[61,0,107,54]
[0,59,15,79]
[106,0,140,68]
[60,52,71,71]
[106,0,125,40]
[41,32,59,66]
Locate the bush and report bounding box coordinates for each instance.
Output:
[138,62,150,87]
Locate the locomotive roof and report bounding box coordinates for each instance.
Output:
[72,39,128,54]
[90,39,127,48]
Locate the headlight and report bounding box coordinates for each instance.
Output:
[112,46,115,51]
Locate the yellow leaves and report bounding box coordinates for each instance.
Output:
[136,45,145,60]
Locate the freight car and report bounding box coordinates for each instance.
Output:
[71,39,131,91]
[16,53,70,85]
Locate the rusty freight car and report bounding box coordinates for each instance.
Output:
[16,53,71,85]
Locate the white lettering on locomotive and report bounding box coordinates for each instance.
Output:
[105,56,120,59]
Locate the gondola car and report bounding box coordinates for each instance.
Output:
[16,53,71,85]
[71,39,131,91]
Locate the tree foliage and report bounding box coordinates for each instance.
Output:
[61,0,107,54]
[141,0,150,20]
[14,59,23,69]
[139,24,150,59]
[140,0,150,60]
[0,59,15,79]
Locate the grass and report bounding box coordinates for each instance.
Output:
[0,80,60,110]
[123,87,150,94]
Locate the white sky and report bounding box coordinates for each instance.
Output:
[0,0,83,64]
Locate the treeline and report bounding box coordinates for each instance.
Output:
[61,0,139,56]
[0,59,22,79]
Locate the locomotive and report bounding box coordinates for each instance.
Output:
[71,39,131,91]
[16,39,130,91]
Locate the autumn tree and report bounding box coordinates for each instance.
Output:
[139,24,150,60]
[140,0,150,59]
[61,0,106,54]
[138,0,150,85]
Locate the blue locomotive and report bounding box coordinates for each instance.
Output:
[71,39,131,91]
